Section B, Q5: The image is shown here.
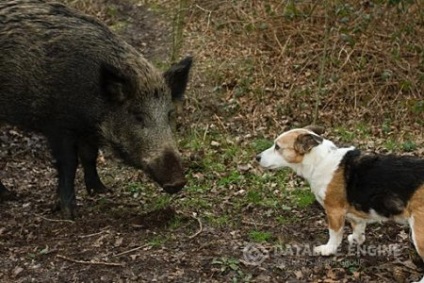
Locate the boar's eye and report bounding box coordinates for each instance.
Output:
[274,143,280,150]
[133,113,145,125]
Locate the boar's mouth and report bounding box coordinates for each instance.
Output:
[110,142,186,194]
[161,181,186,194]
[144,150,187,194]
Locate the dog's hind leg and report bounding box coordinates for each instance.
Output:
[408,186,424,283]
[409,213,424,283]
[348,219,366,245]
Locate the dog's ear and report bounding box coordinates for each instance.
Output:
[294,133,323,154]
[304,125,325,135]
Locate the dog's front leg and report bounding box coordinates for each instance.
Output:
[314,210,345,256]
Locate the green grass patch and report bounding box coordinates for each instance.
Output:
[402,140,417,152]
[246,190,262,205]
[151,195,172,210]
[126,181,144,195]
[168,215,186,230]
[334,126,355,143]
[218,171,244,187]
[148,235,168,248]
[289,188,315,208]
[179,197,212,210]
[252,138,273,153]
[383,138,398,151]
[276,215,297,225]
[208,214,231,228]
[248,230,272,243]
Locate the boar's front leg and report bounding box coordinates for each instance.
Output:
[48,133,78,219]
[78,140,108,195]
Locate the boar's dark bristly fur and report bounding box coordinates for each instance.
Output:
[0,0,193,219]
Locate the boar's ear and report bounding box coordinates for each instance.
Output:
[100,63,131,103]
[294,133,323,154]
[163,56,193,102]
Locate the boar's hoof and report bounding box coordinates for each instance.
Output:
[0,187,18,201]
[52,201,77,220]
[84,174,109,195]
[163,180,186,194]
[86,182,109,195]
[61,206,77,220]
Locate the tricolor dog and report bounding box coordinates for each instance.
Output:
[256,126,424,283]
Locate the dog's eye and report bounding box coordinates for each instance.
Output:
[274,144,280,150]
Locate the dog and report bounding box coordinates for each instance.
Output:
[256,125,424,283]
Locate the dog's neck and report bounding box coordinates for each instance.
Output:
[290,139,354,196]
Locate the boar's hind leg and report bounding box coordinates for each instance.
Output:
[48,134,78,219]
[78,140,108,195]
[0,181,17,201]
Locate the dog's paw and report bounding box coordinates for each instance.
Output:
[348,234,365,245]
[313,244,338,256]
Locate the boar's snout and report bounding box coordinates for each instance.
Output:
[163,179,187,194]
[146,149,186,194]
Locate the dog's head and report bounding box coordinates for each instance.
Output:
[256,125,324,169]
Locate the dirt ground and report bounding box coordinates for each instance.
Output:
[2,126,422,283]
[1,1,424,282]
[1,126,423,283]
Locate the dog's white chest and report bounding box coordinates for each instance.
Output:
[313,190,325,206]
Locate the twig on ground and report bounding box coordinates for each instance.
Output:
[35,214,75,224]
[78,229,109,239]
[188,213,203,239]
[113,245,149,258]
[57,254,124,267]
[374,272,391,282]
[241,220,275,228]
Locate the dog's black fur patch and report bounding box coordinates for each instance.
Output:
[341,149,424,218]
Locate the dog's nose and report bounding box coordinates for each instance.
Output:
[255,154,261,162]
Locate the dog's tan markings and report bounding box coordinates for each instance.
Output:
[277,130,303,147]
[324,167,347,209]
[325,165,372,222]
[324,167,348,231]
[326,210,346,232]
[280,148,304,163]
[408,185,424,258]
[276,130,305,163]
[276,129,323,163]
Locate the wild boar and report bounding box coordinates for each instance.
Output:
[0,0,192,219]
